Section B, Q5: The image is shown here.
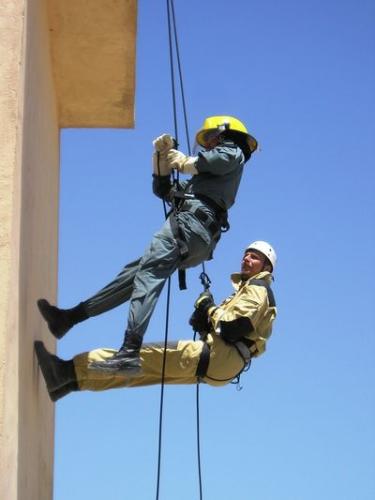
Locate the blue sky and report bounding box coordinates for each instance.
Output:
[53,1,374,499]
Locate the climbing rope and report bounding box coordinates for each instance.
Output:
[155,275,172,500]
[155,2,207,500]
[196,382,203,500]
[169,0,192,156]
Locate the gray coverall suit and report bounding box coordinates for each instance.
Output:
[82,140,246,347]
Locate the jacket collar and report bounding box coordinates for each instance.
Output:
[230,271,273,290]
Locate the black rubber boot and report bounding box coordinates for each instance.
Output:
[89,333,142,375]
[34,341,79,402]
[49,381,79,402]
[37,299,88,339]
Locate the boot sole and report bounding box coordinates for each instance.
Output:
[49,381,78,402]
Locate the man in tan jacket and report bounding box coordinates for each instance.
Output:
[34,241,277,402]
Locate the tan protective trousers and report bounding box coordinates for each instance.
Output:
[74,334,246,391]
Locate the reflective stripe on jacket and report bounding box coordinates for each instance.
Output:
[209,271,277,357]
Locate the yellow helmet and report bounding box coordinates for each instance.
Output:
[195,115,258,154]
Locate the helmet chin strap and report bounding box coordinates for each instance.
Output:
[262,259,273,273]
[215,123,230,143]
[217,122,230,133]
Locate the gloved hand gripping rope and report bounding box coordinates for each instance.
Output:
[189,290,215,336]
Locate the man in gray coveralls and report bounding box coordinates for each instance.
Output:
[37,115,258,375]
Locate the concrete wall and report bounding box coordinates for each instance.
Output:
[0,0,137,497]
[0,1,24,498]
[48,0,137,127]
[0,0,59,498]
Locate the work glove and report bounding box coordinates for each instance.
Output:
[152,151,172,176]
[189,291,215,334]
[194,290,215,310]
[166,149,198,175]
[153,134,175,153]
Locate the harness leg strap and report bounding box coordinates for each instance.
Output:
[178,269,187,290]
[169,212,189,290]
[195,342,210,378]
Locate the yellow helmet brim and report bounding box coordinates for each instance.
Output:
[195,115,258,152]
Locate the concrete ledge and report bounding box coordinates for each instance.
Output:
[47,0,137,128]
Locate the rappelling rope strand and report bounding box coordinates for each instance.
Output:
[155,2,180,499]
[170,0,192,155]
[166,0,178,143]
[170,2,207,498]
[156,2,207,499]
[155,276,172,500]
[166,0,180,186]
[169,0,209,291]
[196,382,203,500]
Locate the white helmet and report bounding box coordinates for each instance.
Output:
[246,241,277,270]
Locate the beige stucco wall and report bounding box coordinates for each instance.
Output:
[48,0,137,127]
[0,0,136,498]
[1,0,59,498]
[19,0,61,497]
[0,1,23,498]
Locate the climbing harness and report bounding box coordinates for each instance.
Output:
[194,335,251,386]
[166,163,230,291]
[194,277,276,388]
[192,328,252,393]
[168,195,224,290]
[195,341,210,378]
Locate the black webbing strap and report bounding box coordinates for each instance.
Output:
[195,342,210,378]
[168,212,189,290]
[178,269,187,290]
[250,279,276,307]
[193,208,221,237]
[168,212,189,258]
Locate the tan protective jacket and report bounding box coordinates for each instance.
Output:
[208,271,277,357]
[74,271,277,392]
